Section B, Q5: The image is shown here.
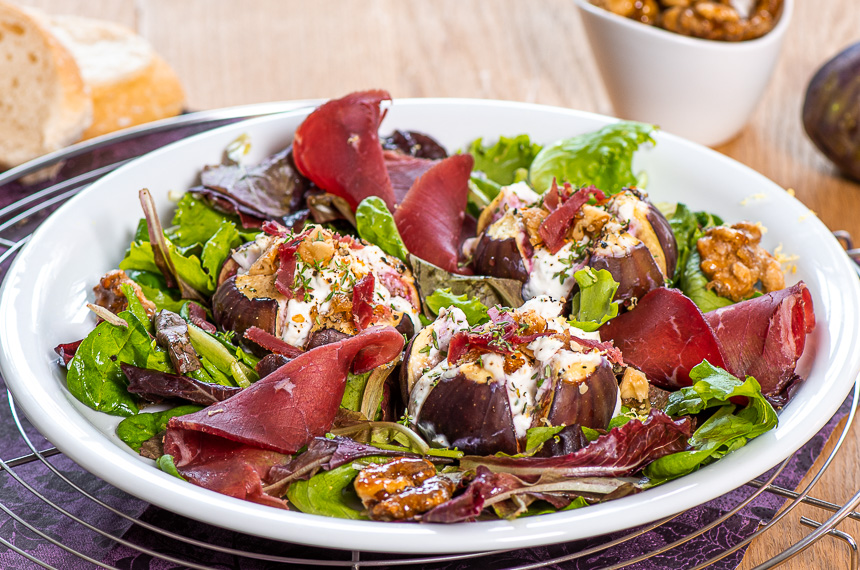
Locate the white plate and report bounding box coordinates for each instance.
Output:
[2,99,859,554]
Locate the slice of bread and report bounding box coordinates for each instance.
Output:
[49,15,185,140]
[0,2,92,169]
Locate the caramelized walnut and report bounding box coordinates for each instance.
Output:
[697,221,784,302]
[93,269,157,318]
[354,457,455,521]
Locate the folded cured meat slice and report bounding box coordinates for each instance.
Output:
[394,154,474,274]
[600,287,728,390]
[706,282,814,400]
[162,429,290,509]
[601,283,815,400]
[165,326,405,455]
[292,90,396,211]
[384,150,436,203]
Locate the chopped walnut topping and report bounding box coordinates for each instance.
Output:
[620,367,650,402]
[521,207,548,247]
[570,204,612,243]
[93,269,157,318]
[697,221,785,302]
[354,457,455,521]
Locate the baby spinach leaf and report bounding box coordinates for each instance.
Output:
[167,193,258,246]
[425,288,490,326]
[569,268,620,331]
[66,288,172,416]
[157,455,186,480]
[116,404,202,452]
[200,220,242,281]
[355,197,409,262]
[523,425,566,454]
[529,122,656,194]
[468,134,542,186]
[287,464,367,519]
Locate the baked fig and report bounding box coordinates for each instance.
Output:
[406,297,620,455]
[215,224,421,352]
[589,239,664,305]
[802,43,860,181]
[469,183,674,303]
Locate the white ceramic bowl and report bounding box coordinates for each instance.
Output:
[573,0,793,146]
[1,99,857,554]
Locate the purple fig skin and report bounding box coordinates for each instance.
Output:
[646,205,677,280]
[416,373,518,456]
[589,242,664,304]
[307,328,351,350]
[399,334,419,406]
[802,43,860,181]
[544,360,618,431]
[256,353,291,378]
[472,234,529,282]
[212,276,279,339]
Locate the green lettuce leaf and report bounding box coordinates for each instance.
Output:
[569,268,620,331]
[116,404,203,452]
[200,220,242,281]
[66,286,172,416]
[157,455,186,480]
[644,361,778,484]
[529,122,656,194]
[522,495,589,517]
[120,240,213,295]
[125,270,185,312]
[287,464,367,519]
[468,134,543,186]
[355,197,409,262]
[167,193,258,246]
[425,288,490,326]
[522,425,565,455]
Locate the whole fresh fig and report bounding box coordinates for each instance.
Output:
[802,43,860,181]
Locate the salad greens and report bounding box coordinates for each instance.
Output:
[66,285,172,417]
[529,122,656,194]
[355,197,410,263]
[468,134,542,187]
[116,404,203,452]
[120,194,246,296]
[424,288,490,326]
[568,268,620,332]
[645,361,778,484]
[287,464,367,520]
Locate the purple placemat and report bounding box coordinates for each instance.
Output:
[0,118,852,569]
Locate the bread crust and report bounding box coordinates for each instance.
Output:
[49,15,185,140]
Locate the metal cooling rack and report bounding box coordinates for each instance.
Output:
[1,107,860,570]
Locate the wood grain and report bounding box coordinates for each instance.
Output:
[11,0,860,567]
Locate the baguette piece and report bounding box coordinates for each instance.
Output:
[49,15,185,140]
[0,2,92,169]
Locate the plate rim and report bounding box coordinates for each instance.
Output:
[2,97,859,554]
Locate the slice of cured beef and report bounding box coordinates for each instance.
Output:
[705,282,814,401]
[601,283,815,401]
[292,90,396,211]
[162,326,405,506]
[600,287,728,390]
[394,154,474,274]
[165,326,404,455]
[384,150,437,204]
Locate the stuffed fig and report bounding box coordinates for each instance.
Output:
[404,296,629,455]
[467,182,676,304]
[213,224,421,352]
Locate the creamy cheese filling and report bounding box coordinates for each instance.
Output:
[522,242,579,301]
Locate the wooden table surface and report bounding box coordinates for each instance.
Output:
[14,0,860,567]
